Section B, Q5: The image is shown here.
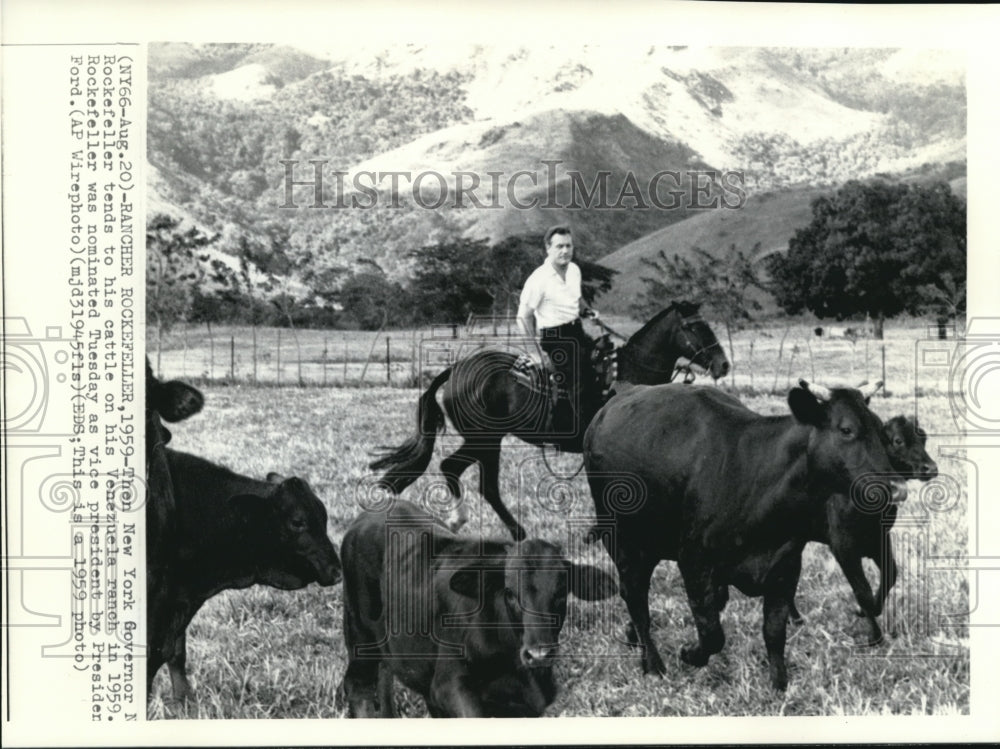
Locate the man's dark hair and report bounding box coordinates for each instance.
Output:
[544,225,572,247]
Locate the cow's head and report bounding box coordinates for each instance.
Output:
[791,380,907,504]
[885,415,938,481]
[448,539,617,668]
[230,475,342,588]
[145,357,204,455]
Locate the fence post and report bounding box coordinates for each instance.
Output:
[361,325,386,384]
[277,328,282,386]
[343,338,348,384]
[252,326,258,384]
[230,336,235,382]
[322,338,328,387]
[386,337,392,384]
[411,329,417,386]
[881,345,887,396]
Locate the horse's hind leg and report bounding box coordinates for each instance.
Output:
[440,439,525,540]
[440,442,478,532]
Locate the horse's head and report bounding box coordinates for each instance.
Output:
[669,302,730,380]
[624,302,729,383]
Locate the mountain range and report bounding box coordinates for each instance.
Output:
[147,43,966,312]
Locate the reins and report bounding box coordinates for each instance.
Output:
[592,317,628,342]
[540,443,587,480]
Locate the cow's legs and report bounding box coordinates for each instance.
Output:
[677,555,726,669]
[832,546,882,645]
[146,618,166,697]
[786,564,806,625]
[339,659,380,718]
[872,533,897,617]
[788,598,805,625]
[762,590,791,691]
[762,548,801,691]
[377,664,398,718]
[429,665,485,717]
[166,630,194,702]
[161,603,198,702]
[614,550,665,675]
[339,571,383,718]
[624,583,729,647]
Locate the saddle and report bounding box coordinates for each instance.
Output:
[509,334,618,406]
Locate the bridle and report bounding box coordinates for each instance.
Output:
[671,312,719,376]
[595,310,716,391]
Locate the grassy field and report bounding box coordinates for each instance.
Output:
[147,320,970,719]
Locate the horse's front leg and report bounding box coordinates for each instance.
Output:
[477,441,526,541]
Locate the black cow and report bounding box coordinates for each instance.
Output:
[145,360,204,701]
[147,448,342,701]
[338,499,616,717]
[583,381,906,690]
[790,415,937,643]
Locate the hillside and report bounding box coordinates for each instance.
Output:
[147,42,967,295]
[600,163,967,315]
[597,187,823,312]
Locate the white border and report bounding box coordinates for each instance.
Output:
[3,1,999,745]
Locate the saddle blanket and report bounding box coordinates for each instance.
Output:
[510,354,549,395]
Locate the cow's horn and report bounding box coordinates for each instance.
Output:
[858,380,884,399]
[799,379,833,401]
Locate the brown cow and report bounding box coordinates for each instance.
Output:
[338,499,616,717]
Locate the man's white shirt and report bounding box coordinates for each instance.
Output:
[518,261,582,329]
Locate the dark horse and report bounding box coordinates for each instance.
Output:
[370,301,730,540]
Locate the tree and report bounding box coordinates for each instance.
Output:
[146,213,217,369]
[338,272,410,330]
[407,234,617,326]
[408,238,496,324]
[632,245,765,373]
[767,179,966,339]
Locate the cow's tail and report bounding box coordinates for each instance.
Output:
[369,367,451,493]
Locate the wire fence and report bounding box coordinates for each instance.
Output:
[149,315,961,398]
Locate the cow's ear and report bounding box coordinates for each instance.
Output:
[158,381,204,423]
[788,386,826,427]
[449,566,502,599]
[567,562,618,601]
[229,492,270,523]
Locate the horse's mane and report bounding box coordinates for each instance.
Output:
[630,300,700,341]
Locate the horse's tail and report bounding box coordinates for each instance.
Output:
[368,367,451,492]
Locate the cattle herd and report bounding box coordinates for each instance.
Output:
[145,353,937,717]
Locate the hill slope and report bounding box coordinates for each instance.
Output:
[147,42,966,295]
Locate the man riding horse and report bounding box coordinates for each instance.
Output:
[370,227,730,539]
[517,225,601,445]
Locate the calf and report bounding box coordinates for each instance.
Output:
[583,381,906,690]
[338,499,616,717]
[145,361,204,700]
[790,415,937,643]
[147,447,342,702]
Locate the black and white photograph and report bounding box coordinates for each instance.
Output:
[3,1,1000,745]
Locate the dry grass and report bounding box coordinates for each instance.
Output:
[148,322,970,719]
